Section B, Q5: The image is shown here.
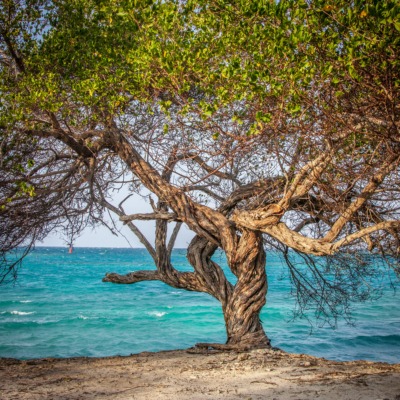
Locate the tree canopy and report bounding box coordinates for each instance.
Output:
[1,0,399,348]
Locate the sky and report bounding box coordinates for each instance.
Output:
[40,220,194,249]
[39,190,195,249]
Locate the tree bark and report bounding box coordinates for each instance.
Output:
[103,270,160,284]
[106,131,236,251]
[190,230,271,350]
[186,235,233,303]
[103,134,271,349]
[223,230,270,348]
[104,231,271,350]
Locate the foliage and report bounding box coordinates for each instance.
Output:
[1,0,399,339]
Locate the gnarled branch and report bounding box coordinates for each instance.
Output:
[260,221,400,256]
[279,150,334,210]
[103,270,160,284]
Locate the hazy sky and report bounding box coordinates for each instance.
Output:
[39,190,195,249]
[40,220,194,248]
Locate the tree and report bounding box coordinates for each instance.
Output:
[1,0,399,349]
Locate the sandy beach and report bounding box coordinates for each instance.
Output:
[1,347,399,399]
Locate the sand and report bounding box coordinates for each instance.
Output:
[1,348,399,399]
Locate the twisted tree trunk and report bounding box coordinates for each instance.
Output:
[189,230,270,350]
[223,229,270,348]
[104,231,271,350]
[102,134,271,349]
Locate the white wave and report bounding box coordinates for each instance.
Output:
[19,300,33,303]
[10,311,35,316]
[78,314,89,320]
[147,311,167,318]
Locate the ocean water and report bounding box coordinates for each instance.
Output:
[0,247,399,363]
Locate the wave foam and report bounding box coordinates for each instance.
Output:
[10,311,35,316]
[147,311,167,318]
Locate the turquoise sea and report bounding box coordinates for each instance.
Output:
[0,247,399,363]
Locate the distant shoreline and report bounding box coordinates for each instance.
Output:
[1,348,399,399]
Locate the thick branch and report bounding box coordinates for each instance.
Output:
[27,129,95,159]
[103,270,160,284]
[262,223,336,256]
[106,131,236,250]
[279,150,333,209]
[187,235,233,302]
[332,220,400,251]
[261,220,400,256]
[231,204,285,230]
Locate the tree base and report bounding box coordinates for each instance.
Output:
[193,339,271,353]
